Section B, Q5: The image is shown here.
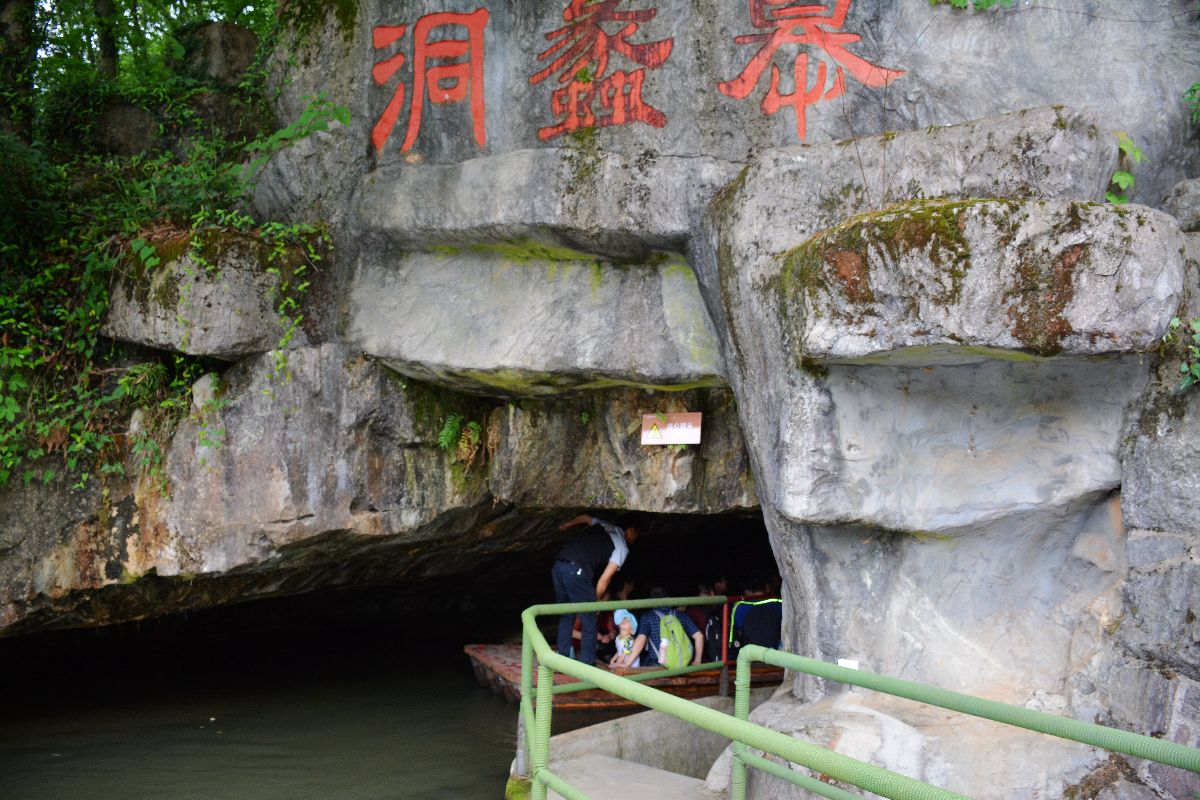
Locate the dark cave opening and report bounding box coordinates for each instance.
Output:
[0,510,776,703]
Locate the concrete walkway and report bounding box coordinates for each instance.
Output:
[548,753,721,800]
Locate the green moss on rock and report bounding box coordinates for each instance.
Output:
[1004,204,1091,356]
[281,0,357,40]
[773,198,984,318]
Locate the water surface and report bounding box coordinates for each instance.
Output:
[0,636,525,800]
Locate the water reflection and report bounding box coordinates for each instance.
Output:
[0,639,521,800]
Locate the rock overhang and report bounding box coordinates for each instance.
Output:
[348,245,728,396]
[763,198,1185,365]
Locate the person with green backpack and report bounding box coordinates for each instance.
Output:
[627,588,705,669]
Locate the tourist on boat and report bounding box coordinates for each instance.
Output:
[685,582,714,630]
[608,609,639,668]
[627,588,704,668]
[553,514,639,665]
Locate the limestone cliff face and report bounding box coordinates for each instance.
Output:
[4,1,1200,796]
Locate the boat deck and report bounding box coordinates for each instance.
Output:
[465,643,784,710]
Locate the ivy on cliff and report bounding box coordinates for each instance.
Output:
[0,1,345,490]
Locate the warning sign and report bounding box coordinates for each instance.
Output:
[641,412,702,446]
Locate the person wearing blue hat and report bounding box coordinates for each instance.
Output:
[609,609,639,668]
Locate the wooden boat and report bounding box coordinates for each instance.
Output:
[464,643,785,710]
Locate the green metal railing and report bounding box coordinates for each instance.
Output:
[518,596,1200,800]
[729,645,1200,800]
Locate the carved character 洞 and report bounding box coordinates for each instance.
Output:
[370,8,490,155]
[718,0,904,140]
[529,0,673,141]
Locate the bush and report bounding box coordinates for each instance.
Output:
[0,134,62,262]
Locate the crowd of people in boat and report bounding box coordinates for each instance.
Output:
[552,514,783,670]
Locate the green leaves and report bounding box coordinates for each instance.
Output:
[0,395,20,423]
[129,237,162,269]
[1106,132,1146,205]
[1165,316,1200,391]
[437,414,465,451]
[1186,82,1200,125]
[243,93,352,184]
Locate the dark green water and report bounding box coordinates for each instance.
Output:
[0,635,525,800]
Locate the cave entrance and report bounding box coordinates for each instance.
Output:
[0,509,776,682]
[0,510,774,799]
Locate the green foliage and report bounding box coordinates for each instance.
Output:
[243,92,350,186]
[928,0,1014,9]
[435,414,485,470]
[0,134,63,260]
[1165,317,1200,392]
[437,414,464,451]
[1185,82,1200,126]
[1106,132,1145,205]
[0,1,346,489]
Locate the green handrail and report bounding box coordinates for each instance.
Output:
[730,645,1200,800]
[520,597,969,800]
[519,596,1200,800]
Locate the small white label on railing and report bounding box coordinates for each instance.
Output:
[837,658,860,670]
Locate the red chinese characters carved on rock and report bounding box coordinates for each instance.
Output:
[529,0,673,141]
[718,0,904,140]
[371,8,490,155]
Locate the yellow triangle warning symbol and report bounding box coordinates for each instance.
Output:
[647,424,662,439]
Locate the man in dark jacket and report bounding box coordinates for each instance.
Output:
[553,514,638,664]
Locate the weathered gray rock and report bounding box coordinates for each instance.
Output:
[490,387,755,513]
[95,102,159,156]
[0,345,758,634]
[1096,779,1158,800]
[693,106,1118,358]
[1115,532,1199,681]
[741,493,1152,798]
[1123,380,1200,535]
[158,345,494,576]
[768,359,1146,532]
[353,149,742,261]
[349,248,726,395]
[269,1,1198,202]
[102,231,293,359]
[0,459,135,632]
[1122,246,1200,535]
[693,110,1170,532]
[251,122,360,225]
[771,199,1183,362]
[773,495,1128,703]
[706,690,1104,799]
[1164,177,1200,233]
[178,21,258,86]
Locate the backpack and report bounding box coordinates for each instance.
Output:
[742,599,783,649]
[703,612,723,662]
[655,611,693,669]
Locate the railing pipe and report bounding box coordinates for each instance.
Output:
[551,660,724,695]
[531,662,554,800]
[535,767,591,800]
[737,750,864,800]
[742,645,1200,775]
[523,606,969,800]
[730,643,753,800]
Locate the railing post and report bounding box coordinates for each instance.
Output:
[531,662,554,800]
[516,634,533,777]
[730,647,753,800]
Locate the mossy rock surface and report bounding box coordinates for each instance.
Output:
[758,198,1184,365]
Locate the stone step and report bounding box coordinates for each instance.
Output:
[548,753,718,800]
